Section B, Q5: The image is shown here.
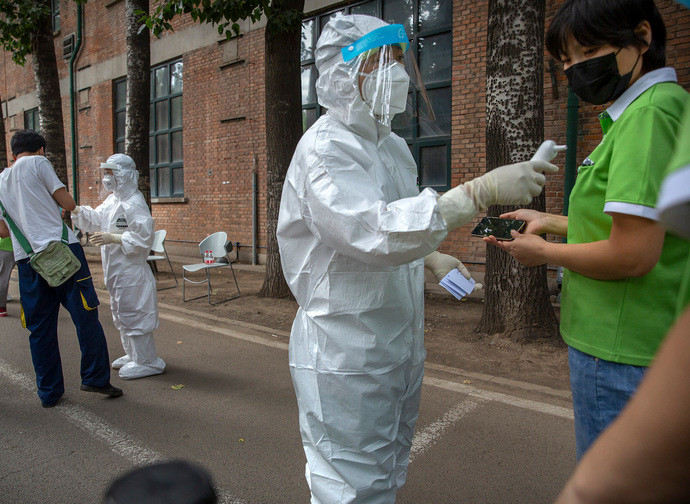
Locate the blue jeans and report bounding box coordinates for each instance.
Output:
[18,243,111,405]
[568,346,647,460]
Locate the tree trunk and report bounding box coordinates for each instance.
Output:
[125,0,151,207]
[258,0,304,299]
[31,1,68,186]
[475,0,560,342]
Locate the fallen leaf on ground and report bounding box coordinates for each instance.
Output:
[171,384,184,390]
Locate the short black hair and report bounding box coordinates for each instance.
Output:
[10,129,46,156]
[546,0,666,74]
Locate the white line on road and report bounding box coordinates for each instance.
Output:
[153,309,573,420]
[0,358,245,504]
[159,311,290,351]
[409,398,484,463]
[424,376,574,420]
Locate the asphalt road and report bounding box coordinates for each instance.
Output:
[0,279,575,503]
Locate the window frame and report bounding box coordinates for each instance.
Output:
[113,78,126,154]
[300,0,453,191]
[150,59,184,198]
[113,59,184,199]
[24,107,39,131]
[51,0,60,33]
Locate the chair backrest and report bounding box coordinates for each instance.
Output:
[151,229,167,254]
[198,232,228,260]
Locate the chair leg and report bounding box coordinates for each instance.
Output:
[148,261,159,282]
[166,251,178,287]
[183,266,240,305]
[183,272,213,302]
[206,269,212,304]
[156,251,178,291]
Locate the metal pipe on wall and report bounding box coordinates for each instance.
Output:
[252,154,258,265]
[69,3,84,203]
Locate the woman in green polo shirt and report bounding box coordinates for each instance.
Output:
[485,0,690,461]
[0,235,14,317]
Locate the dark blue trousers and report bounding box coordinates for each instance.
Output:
[18,243,110,405]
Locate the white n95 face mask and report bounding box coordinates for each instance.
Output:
[362,62,410,120]
[102,174,117,192]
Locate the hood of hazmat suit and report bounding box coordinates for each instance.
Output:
[276,14,448,504]
[73,153,164,379]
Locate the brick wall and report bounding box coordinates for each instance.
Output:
[1,0,689,265]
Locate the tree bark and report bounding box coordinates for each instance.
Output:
[125,0,151,207]
[476,0,560,342]
[31,0,68,186]
[258,0,304,299]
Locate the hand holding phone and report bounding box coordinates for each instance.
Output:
[470,217,526,241]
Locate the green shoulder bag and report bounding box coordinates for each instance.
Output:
[0,200,81,287]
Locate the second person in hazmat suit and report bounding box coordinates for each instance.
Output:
[277,14,557,504]
[72,154,165,380]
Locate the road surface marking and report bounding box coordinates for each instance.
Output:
[409,398,484,463]
[424,376,574,419]
[0,358,245,504]
[147,308,574,420]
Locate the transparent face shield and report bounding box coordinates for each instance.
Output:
[342,24,435,128]
[99,161,119,200]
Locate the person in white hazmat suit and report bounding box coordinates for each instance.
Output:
[71,154,165,380]
[277,14,558,504]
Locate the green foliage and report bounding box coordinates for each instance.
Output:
[0,0,87,65]
[139,0,302,39]
[0,0,49,65]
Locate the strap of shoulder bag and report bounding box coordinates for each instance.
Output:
[0,199,70,253]
[0,198,34,255]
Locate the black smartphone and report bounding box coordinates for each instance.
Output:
[470,217,526,241]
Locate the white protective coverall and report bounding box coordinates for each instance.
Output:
[73,154,165,380]
[278,15,451,504]
[278,15,555,503]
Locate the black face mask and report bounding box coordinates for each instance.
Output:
[565,51,638,105]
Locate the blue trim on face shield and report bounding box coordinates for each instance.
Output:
[341,24,409,62]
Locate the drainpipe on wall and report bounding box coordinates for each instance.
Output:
[252,154,258,265]
[69,3,84,203]
[563,89,579,217]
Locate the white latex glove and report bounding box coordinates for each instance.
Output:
[462,160,558,212]
[424,251,483,290]
[71,205,81,215]
[91,232,122,246]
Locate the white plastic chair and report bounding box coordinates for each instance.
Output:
[182,231,240,305]
[147,230,178,290]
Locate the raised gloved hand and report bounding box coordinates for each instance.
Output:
[462,160,558,212]
[424,251,483,289]
[91,232,122,246]
[71,205,81,215]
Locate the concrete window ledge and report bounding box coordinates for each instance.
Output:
[151,197,188,204]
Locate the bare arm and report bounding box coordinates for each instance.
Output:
[0,220,8,238]
[52,187,76,212]
[486,213,665,280]
[555,306,690,504]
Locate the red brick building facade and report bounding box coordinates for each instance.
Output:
[1,0,688,264]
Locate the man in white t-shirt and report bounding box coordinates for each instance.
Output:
[0,130,123,408]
